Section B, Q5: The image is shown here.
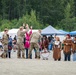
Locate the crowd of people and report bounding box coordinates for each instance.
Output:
[0,24,76,61]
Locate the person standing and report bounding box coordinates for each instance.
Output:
[63,34,72,61]
[48,36,54,51]
[17,24,29,58]
[72,36,76,61]
[41,36,49,50]
[28,30,42,59]
[0,28,9,58]
[13,35,17,52]
[43,36,49,50]
[8,36,12,58]
[53,37,61,61]
[24,26,32,59]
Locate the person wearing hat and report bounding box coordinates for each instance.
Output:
[17,24,29,58]
[72,36,76,61]
[0,28,9,58]
[63,34,72,61]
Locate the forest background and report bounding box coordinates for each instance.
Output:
[0,0,76,31]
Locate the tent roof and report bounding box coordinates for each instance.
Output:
[70,31,76,35]
[1,29,38,34]
[41,25,64,35]
[58,30,69,34]
[1,29,38,39]
[8,29,19,34]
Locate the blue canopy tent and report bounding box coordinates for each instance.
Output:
[70,31,76,35]
[58,30,69,35]
[41,25,65,35]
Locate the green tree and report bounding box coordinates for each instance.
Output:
[64,3,71,19]
[16,10,43,29]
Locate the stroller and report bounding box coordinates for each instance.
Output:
[40,48,50,60]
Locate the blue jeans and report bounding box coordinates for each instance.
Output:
[48,44,53,50]
[64,53,71,61]
[8,50,11,58]
[73,53,76,61]
[25,48,32,59]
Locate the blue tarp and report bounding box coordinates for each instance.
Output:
[41,25,65,35]
[58,30,69,35]
[70,31,76,35]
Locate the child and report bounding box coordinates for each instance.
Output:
[8,36,12,58]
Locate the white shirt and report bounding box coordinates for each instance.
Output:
[0,42,2,45]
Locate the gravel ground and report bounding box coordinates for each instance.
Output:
[0,50,76,75]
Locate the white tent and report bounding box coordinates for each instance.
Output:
[0,32,3,39]
[8,29,18,39]
[1,29,38,39]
